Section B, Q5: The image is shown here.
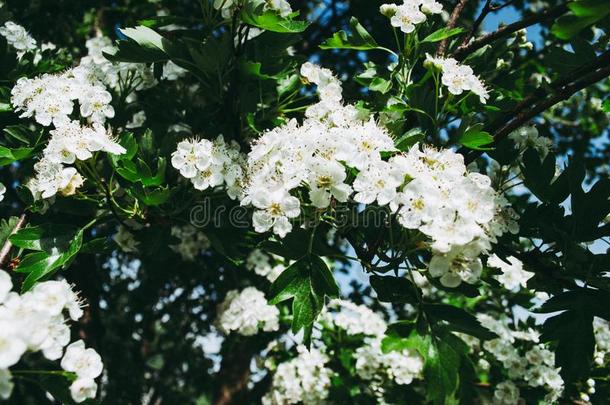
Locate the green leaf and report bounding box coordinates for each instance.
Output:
[269,255,338,344]
[0,146,34,166]
[458,126,493,150]
[541,310,595,382]
[104,26,176,63]
[0,217,20,247]
[320,17,381,51]
[423,304,497,340]
[568,0,610,17]
[384,331,462,404]
[15,229,84,292]
[395,128,425,151]
[10,224,79,253]
[241,6,309,33]
[370,275,416,303]
[551,7,609,40]
[422,27,464,43]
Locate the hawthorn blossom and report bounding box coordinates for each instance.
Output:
[494,381,520,405]
[425,54,489,103]
[262,346,333,405]
[0,21,36,58]
[487,254,534,291]
[61,340,104,380]
[217,287,279,336]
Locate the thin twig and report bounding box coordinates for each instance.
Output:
[463,64,610,163]
[0,214,27,269]
[438,0,470,56]
[453,3,569,60]
[461,0,493,48]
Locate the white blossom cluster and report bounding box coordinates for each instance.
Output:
[487,254,534,291]
[11,68,115,127]
[508,126,553,157]
[0,21,37,58]
[169,62,511,288]
[170,224,210,261]
[29,120,125,199]
[0,272,103,403]
[594,317,610,365]
[323,299,387,337]
[354,338,424,386]
[322,300,423,389]
[394,144,511,287]
[240,63,394,237]
[380,0,443,33]
[425,54,490,103]
[171,135,246,199]
[0,183,5,202]
[262,345,333,405]
[493,381,520,405]
[246,249,288,282]
[78,36,157,93]
[476,314,564,402]
[11,65,125,198]
[216,287,279,336]
[214,0,293,19]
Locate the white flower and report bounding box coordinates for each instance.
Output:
[494,381,520,405]
[31,160,84,199]
[429,243,484,287]
[390,4,427,34]
[0,271,11,304]
[263,346,333,405]
[251,189,301,238]
[161,61,188,81]
[394,177,441,228]
[126,110,146,129]
[424,55,489,103]
[114,225,139,253]
[353,161,401,206]
[308,160,351,208]
[508,126,552,157]
[420,0,443,14]
[0,369,13,400]
[0,183,5,202]
[246,250,287,282]
[354,338,423,385]
[487,254,534,291]
[171,139,212,178]
[0,328,27,368]
[217,287,279,336]
[326,299,387,337]
[79,86,115,124]
[61,340,103,380]
[0,21,37,58]
[170,225,210,261]
[69,378,98,403]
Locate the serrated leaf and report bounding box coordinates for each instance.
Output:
[10,224,79,254]
[422,27,464,43]
[370,275,416,303]
[269,255,337,344]
[241,6,309,33]
[320,17,380,51]
[458,127,493,150]
[15,229,83,292]
[423,304,497,340]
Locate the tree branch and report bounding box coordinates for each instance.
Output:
[453,3,569,60]
[463,64,610,163]
[437,0,470,56]
[0,214,27,269]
